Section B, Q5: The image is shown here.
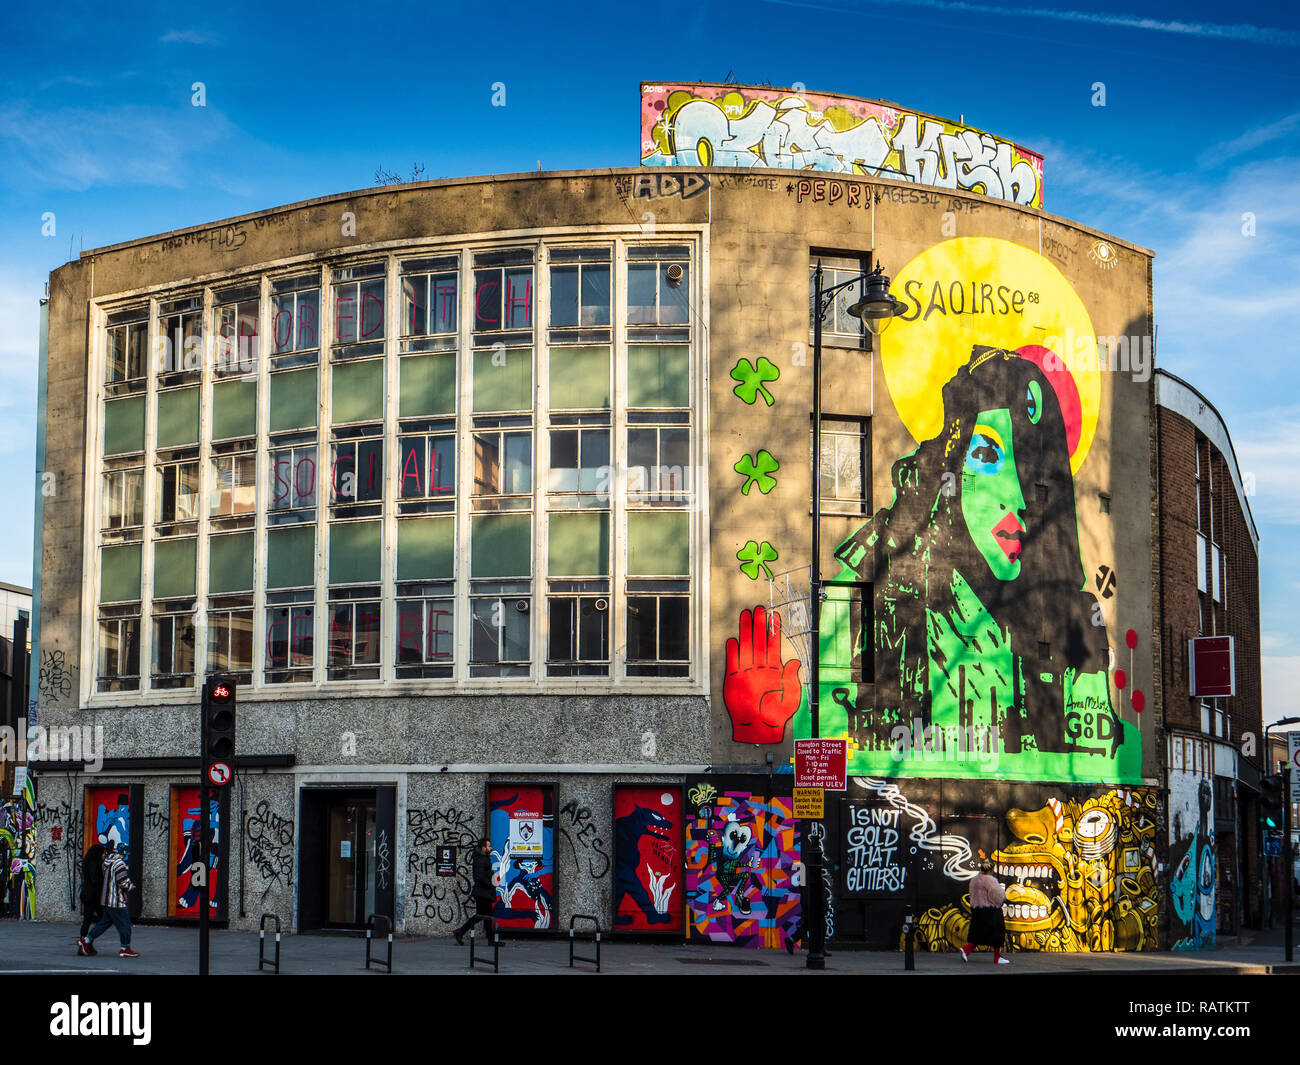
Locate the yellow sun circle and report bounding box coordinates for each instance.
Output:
[880,237,1099,474]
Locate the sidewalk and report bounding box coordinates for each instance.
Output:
[3,921,1299,975]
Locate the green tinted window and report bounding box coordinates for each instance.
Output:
[397,516,455,580]
[104,396,145,456]
[332,359,384,424]
[329,520,382,584]
[100,543,142,603]
[548,512,609,576]
[628,345,689,408]
[399,353,456,417]
[471,513,531,577]
[267,525,315,588]
[269,368,317,433]
[212,379,257,440]
[627,511,688,575]
[549,346,610,410]
[156,387,200,449]
[209,531,254,593]
[153,537,197,598]
[473,348,532,412]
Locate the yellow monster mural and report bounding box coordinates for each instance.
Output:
[912,789,1158,952]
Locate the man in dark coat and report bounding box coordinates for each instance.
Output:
[454,838,495,945]
[79,841,106,940]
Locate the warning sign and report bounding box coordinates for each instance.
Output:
[794,787,824,819]
[795,738,848,790]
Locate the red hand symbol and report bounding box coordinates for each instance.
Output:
[724,606,803,744]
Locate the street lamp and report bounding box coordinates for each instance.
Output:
[805,259,905,971]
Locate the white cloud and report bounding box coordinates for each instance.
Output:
[159,29,218,45]
[1199,111,1300,167]
[1264,656,1300,724]
[1234,407,1300,526]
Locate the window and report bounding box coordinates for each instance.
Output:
[1196,534,1208,594]
[547,587,609,676]
[97,610,140,692]
[1211,544,1222,604]
[209,453,256,518]
[398,434,456,501]
[155,460,200,526]
[152,608,196,688]
[470,585,531,677]
[156,296,204,379]
[550,248,611,328]
[810,253,868,347]
[473,428,532,504]
[549,426,610,498]
[330,436,384,505]
[327,591,381,680]
[102,467,144,530]
[817,417,868,514]
[208,603,253,676]
[401,257,458,349]
[214,285,259,376]
[822,583,874,684]
[268,443,318,515]
[270,274,320,366]
[628,417,690,503]
[105,309,148,386]
[332,262,386,358]
[265,594,314,683]
[626,586,689,676]
[627,247,690,326]
[396,588,455,678]
[473,250,533,338]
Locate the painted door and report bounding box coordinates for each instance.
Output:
[613,785,683,931]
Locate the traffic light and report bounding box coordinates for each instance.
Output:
[201,677,236,787]
[1261,774,1284,829]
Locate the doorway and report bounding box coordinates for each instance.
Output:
[298,787,395,931]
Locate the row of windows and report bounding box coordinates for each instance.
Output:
[97,584,689,691]
[104,246,691,387]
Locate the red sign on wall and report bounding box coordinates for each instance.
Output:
[1189,636,1235,698]
[794,739,848,791]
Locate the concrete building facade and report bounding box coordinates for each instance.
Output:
[20,102,1251,949]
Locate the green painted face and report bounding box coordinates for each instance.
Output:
[960,407,1027,581]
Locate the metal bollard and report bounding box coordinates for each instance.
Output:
[258,913,281,974]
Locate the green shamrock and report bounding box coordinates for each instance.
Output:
[730,356,780,406]
[734,450,780,495]
[737,540,779,581]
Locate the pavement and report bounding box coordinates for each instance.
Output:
[2,920,1299,975]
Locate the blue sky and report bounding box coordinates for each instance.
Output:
[1,0,1297,722]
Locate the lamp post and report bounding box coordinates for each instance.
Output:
[806,260,906,970]
[1265,717,1300,960]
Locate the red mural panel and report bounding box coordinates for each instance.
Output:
[168,785,220,919]
[613,785,683,931]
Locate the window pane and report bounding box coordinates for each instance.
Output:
[627,345,689,408]
[581,265,610,326]
[396,516,455,580]
[504,433,532,494]
[549,345,611,410]
[104,396,145,455]
[471,513,531,577]
[432,274,457,334]
[124,470,144,526]
[156,387,200,449]
[473,433,501,494]
[212,378,257,440]
[403,275,428,337]
[269,368,317,432]
[503,601,530,660]
[548,512,609,576]
[548,430,579,492]
[431,437,455,496]
[270,446,316,511]
[328,604,353,665]
[473,347,532,412]
[660,263,689,324]
[627,263,657,324]
[153,538,197,599]
[628,511,688,575]
[332,359,383,424]
[580,430,610,493]
[329,521,382,584]
[626,597,657,660]
[209,531,254,593]
[399,438,426,498]
[470,598,499,662]
[659,597,689,659]
[504,268,532,330]
[266,607,290,668]
[550,265,580,328]
[399,352,455,417]
[427,601,454,661]
[291,606,314,667]
[578,598,609,660]
[267,526,315,588]
[548,598,575,660]
[100,544,142,603]
[659,428,689,490]
[397,602,424,663]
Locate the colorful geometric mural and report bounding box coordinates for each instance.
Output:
[169,785,220,919]
[641,83,1044,208]
[84,785,131,865]
[684,777,800,948]
[0,776,37,918]
[487,783,555,931]
[613,785,683,931]
[901,786,1159,952]
[1169,771,1216,951]
[799,238,1145,784]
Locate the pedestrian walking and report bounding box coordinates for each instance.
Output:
[78,841,106,940]
[77,840,138,958]
[960,859,1009,965]
[453,838,496,945]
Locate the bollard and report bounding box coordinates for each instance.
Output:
[258,913,281,974]
[469,915,500,973]
[568,914,601,972]
[365,914,393,972]
[903,913,915,971]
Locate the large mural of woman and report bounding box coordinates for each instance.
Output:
[818,344,1141,783]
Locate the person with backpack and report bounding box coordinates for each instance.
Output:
[78,841,106,940]
[453,838,496,945]
[77,839,138,958]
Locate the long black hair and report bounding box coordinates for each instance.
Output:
[832,346,1107,749]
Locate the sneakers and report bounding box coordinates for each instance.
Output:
[996,956,1010,965]
[118,947,140,958]
[785,938,796,955]
[76,938,97,957]
[959,947,970,962]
